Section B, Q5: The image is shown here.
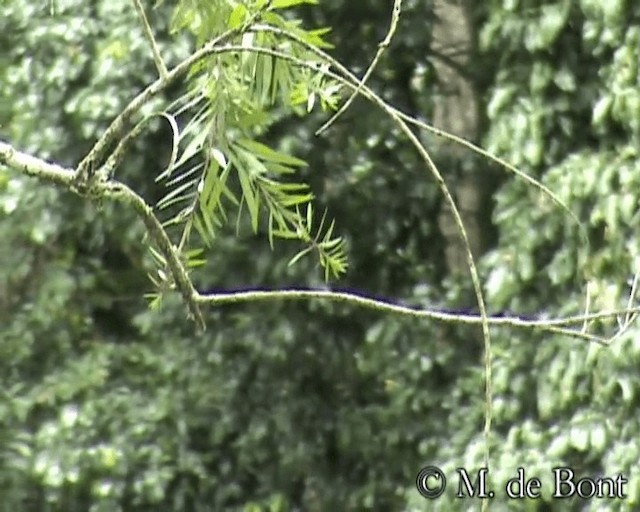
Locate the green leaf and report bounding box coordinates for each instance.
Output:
[307,92,316,112]
[194,206,217,245]
[306,203,313,231]
[271,229,300,240]
[173,117,211,168]
[227,4,248,29]
[238,139,307,167]
[308,27,333,47]
[288,246,313,267]
[237,167,260,232]
[202,160,235,213]
[263,162,296,175]
[260,54,274,105]
[157,173,199,210]
[210,148,227,168]
[272,0,318,9]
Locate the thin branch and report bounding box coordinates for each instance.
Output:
[219,37,494,457]
[102,117,149,177]
[8,22,624,347]
[254,24,584,246]
[1,140,76,187]
[75,6,271,184]
[4,135,639,342]
[131,0,168,79]
[195,287,635,345]
[0,140,205,331]
[316,0,403,135]
[105,179,204,330]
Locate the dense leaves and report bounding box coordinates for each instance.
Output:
[2,0,640,511]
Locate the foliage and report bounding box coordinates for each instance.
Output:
[2,0,640,511]
[1,0,432,509]
[405,1,640,510]
[150,0,348,283]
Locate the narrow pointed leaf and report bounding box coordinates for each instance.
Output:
[237,167,260,232]
[239,139,307,167]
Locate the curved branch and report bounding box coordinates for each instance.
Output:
[316,0,403,135]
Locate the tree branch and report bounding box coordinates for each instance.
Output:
[74,5,272,184]
[195,287,640,345]
[2,138,634,343]
[0,140,205,331]
[131,0,168,79]
[316,0,403,135]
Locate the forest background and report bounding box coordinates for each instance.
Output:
[1,0,640,511]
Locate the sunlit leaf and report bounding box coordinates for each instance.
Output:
[227,4,247,29]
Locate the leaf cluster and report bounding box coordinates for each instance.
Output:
[155,0,347,281]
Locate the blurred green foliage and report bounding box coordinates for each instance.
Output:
[1,0,640,511]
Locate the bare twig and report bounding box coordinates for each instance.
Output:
[131,0,168,79]
[195,287,640,345]
[315,0,402,135]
